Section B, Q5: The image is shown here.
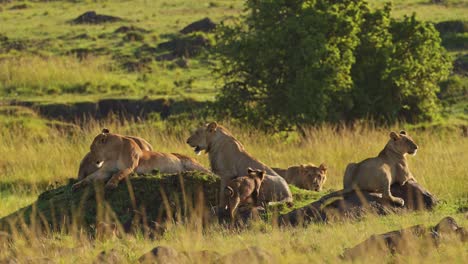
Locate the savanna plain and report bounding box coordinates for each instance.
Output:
[0,0,467,263]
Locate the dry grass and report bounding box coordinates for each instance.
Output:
[0,119,466,262]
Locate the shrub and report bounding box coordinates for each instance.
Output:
[214,0,451,129]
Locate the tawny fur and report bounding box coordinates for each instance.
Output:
[72,130,210,191]
[186,122,292,206]
[77,134,153,180]
[320,131,418,206]
[223,168,265,219]
[273,163,327,191]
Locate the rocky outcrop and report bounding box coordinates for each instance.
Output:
[279,180,437,226]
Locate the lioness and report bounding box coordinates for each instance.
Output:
[223,168,265,219]
[273,163,327,191]
[77,129,154,180]
[186,122,292,206]
[320,130,418,206]
[72,130,211,191]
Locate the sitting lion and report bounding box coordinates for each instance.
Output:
[320,130,418,206]
[273,163,327,191]
[222,168,266,219]
[77,128,153,180]
[72,130,211,191]
[186,122,292,206]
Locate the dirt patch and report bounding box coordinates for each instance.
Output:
[435,20,468,35]
[71,11,123,24]
[8,3,28,10]
[122,32,145,42]
[157,35,210,61]
[180,17,216,34]
[8,98,211,125]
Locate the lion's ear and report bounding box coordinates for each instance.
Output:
[399,130,407,135]
[389,131,400,140]
[225,186,234,198]
[101,128,110,134]
[247,167,254,174]
[253,175,263,204]
[99,134,108,144]
[319,163,327,173]
[207,122,218,132]
[257,170,266,182]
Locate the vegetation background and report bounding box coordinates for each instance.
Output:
[0,0,466,263]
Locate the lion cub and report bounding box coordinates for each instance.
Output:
[222,168,266,219]
[273,163,327,191]
[321,130,418,206]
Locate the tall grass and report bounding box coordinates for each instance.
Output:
[0,118,466,262]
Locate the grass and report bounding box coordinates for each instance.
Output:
[0,0,466,102]
[0,0,467,262]
[0,114,466,262]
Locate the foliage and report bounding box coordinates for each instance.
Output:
[352,7,452,122]
[214,0,452,129]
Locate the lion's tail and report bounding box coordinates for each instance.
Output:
[171,153,212,174]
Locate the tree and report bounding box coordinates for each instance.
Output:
[214,0,451,129]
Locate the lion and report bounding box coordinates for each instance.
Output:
[272,163,327,191]
[186,122,292,206]
[320,130,418,206]
[135,152,211,175]
[77,129,154,180]
[222,168,266,219]
[72,130,211,191]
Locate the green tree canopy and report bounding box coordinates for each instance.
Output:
[214,0,451,130]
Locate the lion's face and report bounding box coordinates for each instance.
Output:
[89,129,113,163]
[299,164,327,191]
[388,130,419,156]
[186,122,218,155]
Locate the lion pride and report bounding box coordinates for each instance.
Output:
[186,122,292,206]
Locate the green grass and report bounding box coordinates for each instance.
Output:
[0,0,466,102]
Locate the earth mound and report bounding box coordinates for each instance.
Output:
[279,179,437,226]
[71,11,123,24]
[0,172,220,234]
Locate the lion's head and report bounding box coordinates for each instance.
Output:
[186,122,223,155]
[388,130,418,156]
[89,128,115,163]
[288,163,327,192]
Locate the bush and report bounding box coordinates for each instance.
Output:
[214,0,451,129]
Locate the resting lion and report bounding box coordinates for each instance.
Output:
[77,129,153,180]
[273,163,327,191]
[223,168,265,219]
[186,122,292,206]
[320,130,418,206]
[72,130,211,191]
